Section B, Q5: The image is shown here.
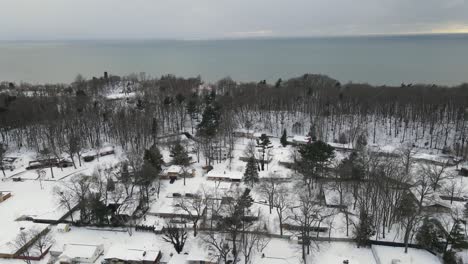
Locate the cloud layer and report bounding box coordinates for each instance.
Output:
[2,0,468,39]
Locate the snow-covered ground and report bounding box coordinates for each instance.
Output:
[1,132,455,263]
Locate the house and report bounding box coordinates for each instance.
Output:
[1,157,22,171]
[232,129,255,138]
[0,191,12,203]
[57,243,104,264]
[290,135,311,145]
[161,165,195,180]
[371,245,441,264]
[83,146,115,162]
[103,245,162,264]
[206,169,244,182]
[186,245,217,264]
[327,142,354,152]
[409,190,452,214]
[26,158,58,170]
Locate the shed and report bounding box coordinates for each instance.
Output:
[57,223,70,233]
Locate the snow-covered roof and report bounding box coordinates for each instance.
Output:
[61,243,103,260]
[413,153,454,165]
[292,135,310,142]
[372,245,440,264]
[105,92,136,100]
[104,245,160,262]
[327,142,354,150]
[206,169,244,180]
[186,245,215,262]
[166,165,183,174]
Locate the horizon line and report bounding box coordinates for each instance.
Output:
[1,32,468,42]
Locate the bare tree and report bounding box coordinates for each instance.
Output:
[257,178,277,214]
[420,162,449,191]
[413,167,434,211]
[398,144,416,176]
[53,186,76,222]
[11,230,34,264]
[291,190,321,264]
[203,231,235,264]
[162,223,188,254]
[176,188,209,237]
[34,230,55,255]
[442,173,464,204]
[273,185,292,236]
[10,228,53,264]
[240,225,270,264]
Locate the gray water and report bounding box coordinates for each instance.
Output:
[1,34,468,86]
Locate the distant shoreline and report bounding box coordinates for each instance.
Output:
[1,35,468,86]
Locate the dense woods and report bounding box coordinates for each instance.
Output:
[1,74,467,159]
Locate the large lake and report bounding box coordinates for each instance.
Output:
[1,34,468,86]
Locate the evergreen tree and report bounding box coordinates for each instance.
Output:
[308,124,318,141]
[296,140,335,190]
[244,157,259,187]
[197,93,221,139]
[463,202,468,219]
[416,217,444,253]
[280,129,288,147]
[256,134,272,171]
[0,143,7,177]
[445,220,468,253]
[354,209,375,248]
[355,133,368,151]
[143,144,164,172]
[186,95,198,134]
[170,141,190,167]
[87,193,108,225]
[442,250,458,264]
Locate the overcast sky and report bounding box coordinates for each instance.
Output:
[2,0,468,40]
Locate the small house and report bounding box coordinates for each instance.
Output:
[103,245,162,264]
[206,169,243,182]
[57,243,104,264]
[186,245,217,264]
[162,165,182,180]
[232,129,255,139]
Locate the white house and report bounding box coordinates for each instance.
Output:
[103,245,162,264]
[57,243,104,264]
[206,169,243,182]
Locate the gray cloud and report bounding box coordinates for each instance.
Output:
[1,0,468,39]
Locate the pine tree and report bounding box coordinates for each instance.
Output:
[244,157,259,187]
[170,141,190,167]
[280,129,288,147]
[416,217,444,253]
[0,143,7,177]
[445,220,468,253]
[354,209,375,248]
[144,144,164,172]
[256,134,272,171]
[197,93,221,139]
[296,141,335,188]
[355,133,368,151]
